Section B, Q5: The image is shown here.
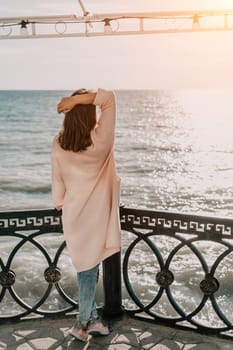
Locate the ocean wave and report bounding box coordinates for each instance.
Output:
[0,183,50,194]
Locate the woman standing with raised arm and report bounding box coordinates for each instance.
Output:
[51,88,121,342]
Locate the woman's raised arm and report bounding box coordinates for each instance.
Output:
[57,91,97,114]
[93,89,116,138]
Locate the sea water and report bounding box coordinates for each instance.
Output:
[1,89,233,325]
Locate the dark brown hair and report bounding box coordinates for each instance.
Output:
[58,89,96,152]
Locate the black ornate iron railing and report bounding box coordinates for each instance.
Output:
[0,207,233,339]
[120,208,233,339]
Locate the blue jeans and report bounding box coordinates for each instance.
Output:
[77,264,99,324]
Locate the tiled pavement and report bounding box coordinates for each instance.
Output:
[0,315,232,350]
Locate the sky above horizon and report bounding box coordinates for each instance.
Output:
[1,0,233,89]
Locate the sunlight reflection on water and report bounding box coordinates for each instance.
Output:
[117,89,233,216]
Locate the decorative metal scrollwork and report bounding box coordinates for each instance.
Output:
[1,206,233,340]
[0,270,16,288]
[200,274,219,296]
[44,266,62,284]
[120,207,233,339]
[156,269,174,288]
[0,208,77,323]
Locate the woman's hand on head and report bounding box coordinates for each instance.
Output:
[57,97,76,114]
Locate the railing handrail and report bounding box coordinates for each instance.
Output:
[0,207,233,340]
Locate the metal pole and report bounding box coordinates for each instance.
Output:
[102,251,124,317]
[77,0,89,16]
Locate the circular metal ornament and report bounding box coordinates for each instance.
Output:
[0,270,16,288]
[156,269,174,288]
[55,22,67,34]
[200,274,219,296]
[44,266,61,284]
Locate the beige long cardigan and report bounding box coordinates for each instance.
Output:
[51,89,121,272]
